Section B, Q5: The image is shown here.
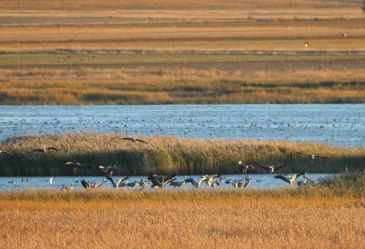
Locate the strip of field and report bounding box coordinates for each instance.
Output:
[0,0,364,104]
[0,175,364,249]
[0,133,364,176]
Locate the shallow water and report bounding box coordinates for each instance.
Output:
[0,104,364,147]
[0,174,333,191]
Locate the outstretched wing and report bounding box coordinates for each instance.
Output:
[292,171,306,181]
[274,161,287,170]
[31,148,44,153]
[135,138,148,144]
[255,163,271,171]
[81,179,90,189]
[274,175,290,184]
[122,137,134,142]
[116,176,129,187]
[106,175,117,188]
[46,146,58,152]
[94,178,107,188]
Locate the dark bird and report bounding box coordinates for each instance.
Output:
[238,161,256,174]
[255,161,287,174]
[97,165,116,177]
[122,137,148,144]
[81,178,107,189]
[65,161,92,174]
[31,146,58,154]
[296,152,328,160]
[274,172,306,186]
[147,173,176,188]
[0,150,10,156]
[184,177,206,188]
[106,175,129,188]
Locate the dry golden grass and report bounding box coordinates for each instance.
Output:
[1,185,365,249]
[0,0,364,104]
[0,133,364,176]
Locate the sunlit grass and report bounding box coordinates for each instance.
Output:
[0,175,364,249]
[0,133,364,176]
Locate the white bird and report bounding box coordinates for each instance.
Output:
[49,177,54,185]
[304,42,311,48]
[201,174,221,187]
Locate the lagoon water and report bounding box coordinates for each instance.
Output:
[0,174,333,191]
[0,104,364,147]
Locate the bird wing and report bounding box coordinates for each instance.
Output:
[46,146,58,151]
[274,175,290,184]
[255,163,271,171]
[238,165,247,173]
[116,176,129,187]
[296,151,310,157]
[274,161,287,170]
[292,172,306,181]
[315,155,329,160]
[122,137,134,141]
[94,179,107,188]
[211,174,221,179]
[0,151,10,156]
[135,138,148,144]
[81,179,90,189]
[106,175,117,188]
[162,177,176,186]
[31,149,44,153]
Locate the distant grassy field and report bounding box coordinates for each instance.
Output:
[0,133,364,176]
[0,175,364,249]
[0,0,364,104]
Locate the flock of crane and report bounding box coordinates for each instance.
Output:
[0,136,328,191]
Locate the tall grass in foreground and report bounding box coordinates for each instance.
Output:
[0,133,364,176]
[0,175,364,249]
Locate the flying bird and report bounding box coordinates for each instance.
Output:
[274,172,306,186]
[31,146,58,154]
[106,175,129,188]
[81,178,107,189]
[65,161,92,174]
[255,161,287,174]
[201,174,221,187]
[238,161,256,174]
[147,173,176,188]
[97,165,116,177]
[122,137,148,144]
[304,41,311,48]
[296,152,328,160]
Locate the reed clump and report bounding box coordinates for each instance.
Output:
[0,133,364,176]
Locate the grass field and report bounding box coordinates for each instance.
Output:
[0,175,364,249]
[0,0,364,104]
[0,133,364,176]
